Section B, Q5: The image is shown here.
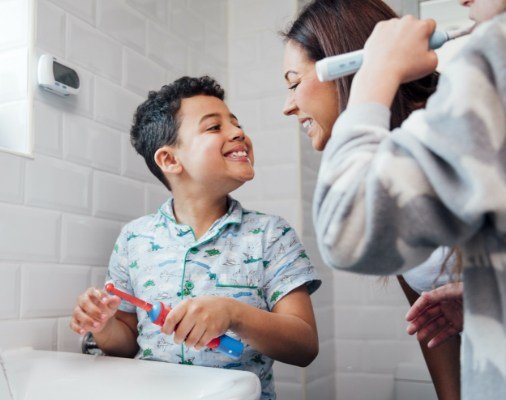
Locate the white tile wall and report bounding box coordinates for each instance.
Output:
[47,0,95,24]
[0,264,20,319]
[67,16,123,84]
[0,48,29,103]
[0,0,29,50]
[0,152,24,204]
[33,100,63,157]
[0,0,32,155]
[94,77,143,131]
[92,171,145,220]
[63,113,122,174]
[60,214,121,266]
[0,319,57,351]
[37,0,66,58]
[25,155,92,214]
[20,263,91,318]
[97,0,147,53]
[0,204,61,262]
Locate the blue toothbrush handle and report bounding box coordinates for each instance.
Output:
[217,335,244,360]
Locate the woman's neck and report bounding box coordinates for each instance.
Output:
[171,190,228,240]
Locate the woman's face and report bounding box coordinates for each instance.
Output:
[282,40,340,151]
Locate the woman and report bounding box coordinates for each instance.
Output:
[311,0,506,398]
[280,1,460,399]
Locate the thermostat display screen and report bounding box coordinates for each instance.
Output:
[53,61,79,88]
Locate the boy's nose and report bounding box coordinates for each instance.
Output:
[231,132,245,141]
[230,125,245,141]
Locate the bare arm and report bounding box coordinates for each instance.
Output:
[229,286,318,367]
[92,310,139,357]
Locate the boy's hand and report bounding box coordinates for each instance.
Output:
[70,287,121,336]
[162,297,234,350]
[362,15,438,84]
[405,282,464,348]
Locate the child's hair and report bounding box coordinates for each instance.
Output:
[130,76,225,189]
[280,0,439,129]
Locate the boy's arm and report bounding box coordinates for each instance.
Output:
[92,310,139,357]
[228,285,318,367]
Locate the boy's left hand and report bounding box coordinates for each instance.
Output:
[162,296,234,350]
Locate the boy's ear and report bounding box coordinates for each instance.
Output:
[154,146,183,175]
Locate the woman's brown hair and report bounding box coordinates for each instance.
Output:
[281,0,439,129]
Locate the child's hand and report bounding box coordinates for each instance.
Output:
[162,297,234,350]
[70,287,122,336]
[362,15,438,85]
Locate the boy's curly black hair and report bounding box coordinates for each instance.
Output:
[130,76,225,189]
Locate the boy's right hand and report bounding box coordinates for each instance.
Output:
[70,287,121,336]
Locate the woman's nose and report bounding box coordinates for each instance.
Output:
[283,94,296,116]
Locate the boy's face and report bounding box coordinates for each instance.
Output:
[171,95,254,193]
[460,0,506,21]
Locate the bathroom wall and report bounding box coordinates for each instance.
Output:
[0,0,33,154]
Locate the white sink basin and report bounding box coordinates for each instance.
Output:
[0,348,261,400]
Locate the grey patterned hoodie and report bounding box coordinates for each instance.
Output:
[314,13,506,399]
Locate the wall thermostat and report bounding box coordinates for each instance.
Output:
[38,54,80,97]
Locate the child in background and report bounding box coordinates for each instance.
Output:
[70,76,320,400]
[313,0,506,398]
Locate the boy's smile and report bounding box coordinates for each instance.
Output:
[223,144,251,163]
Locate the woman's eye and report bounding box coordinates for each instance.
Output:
[288,82,300,91]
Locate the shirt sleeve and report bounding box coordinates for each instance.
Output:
[105,226,136,313]
[313,18,506,275]
[262,216,321,310]
[401,247,458,294]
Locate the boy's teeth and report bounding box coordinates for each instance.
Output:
[302,120,313,129]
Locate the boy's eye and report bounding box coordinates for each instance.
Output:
[207,125,220,131]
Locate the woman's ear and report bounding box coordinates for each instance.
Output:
[154,146,182,176]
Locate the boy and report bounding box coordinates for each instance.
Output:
[71,76,320,400]
[313,1,506,399]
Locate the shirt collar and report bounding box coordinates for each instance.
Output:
[158,194,243,241]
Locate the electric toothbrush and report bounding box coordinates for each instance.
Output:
[315,25,474,82]
[105,283,244,360]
